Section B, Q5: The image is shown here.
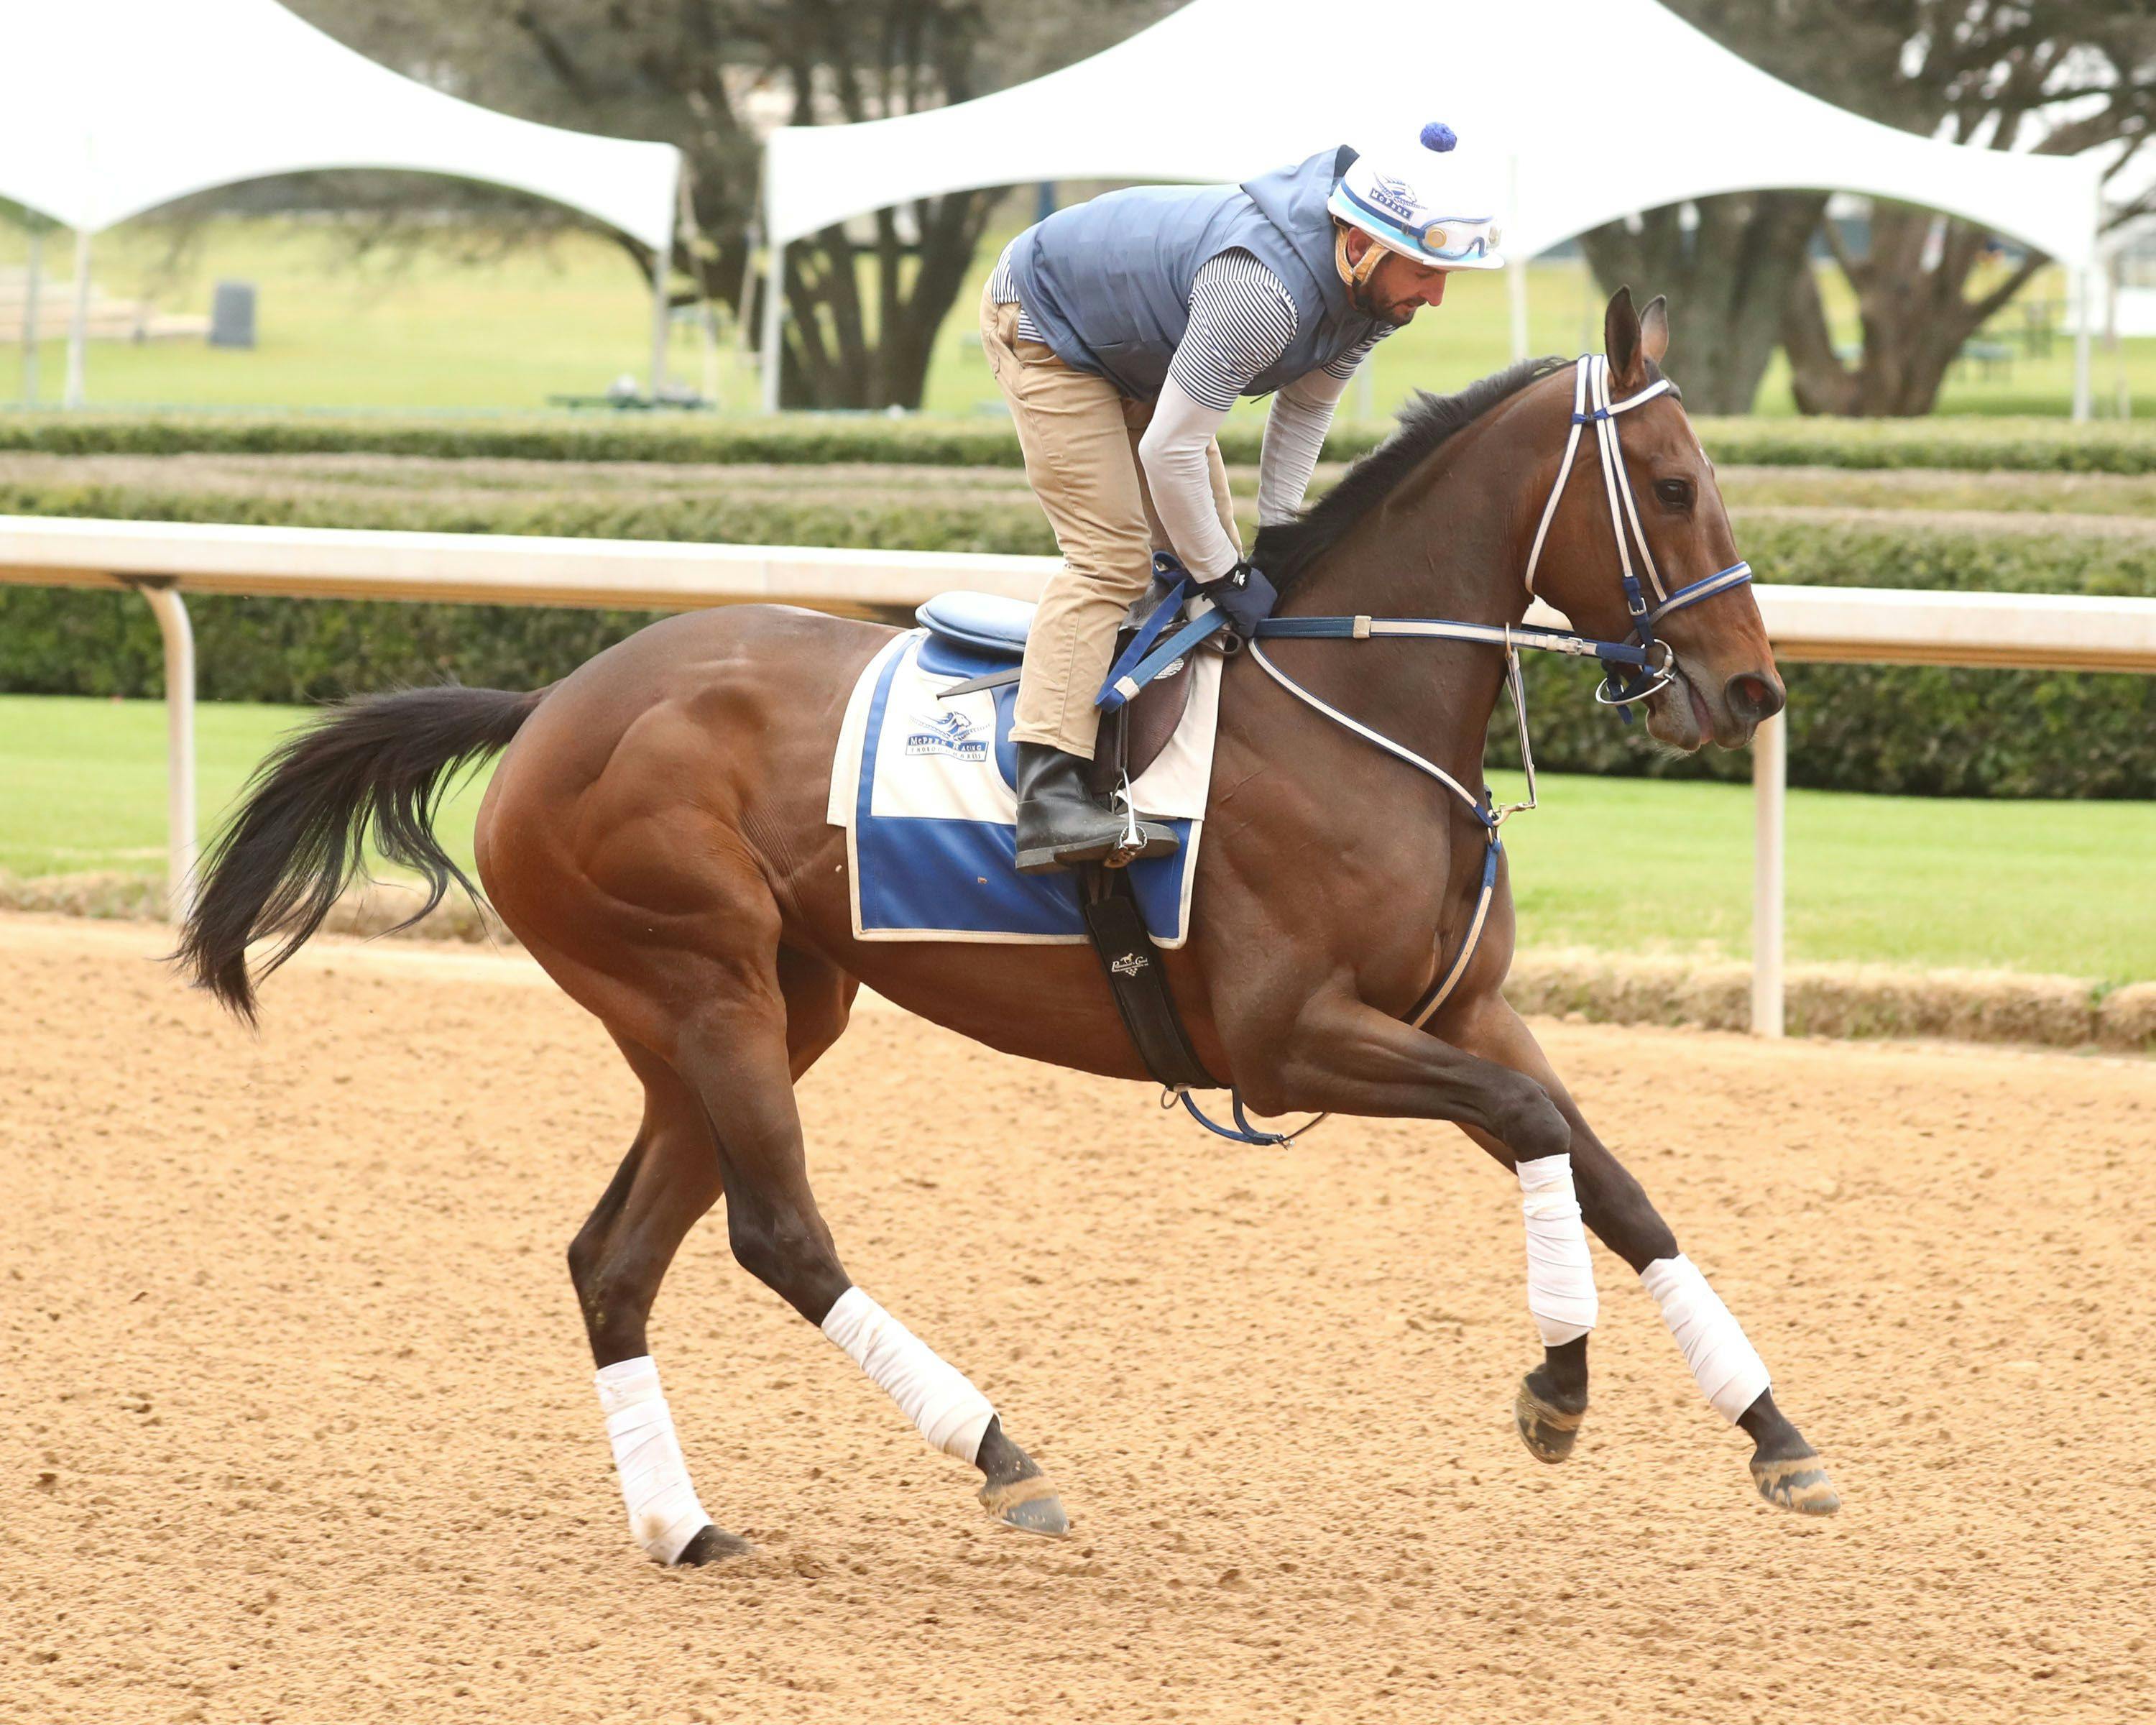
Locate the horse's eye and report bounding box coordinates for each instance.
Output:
[1654,478,1694,510]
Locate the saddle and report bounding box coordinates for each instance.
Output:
[918,585,1217,1096]
[918,586,1200,796]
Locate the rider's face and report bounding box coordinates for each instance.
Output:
[1346,231,1452,325]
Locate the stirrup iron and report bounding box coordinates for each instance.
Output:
[1103,779,1147,870]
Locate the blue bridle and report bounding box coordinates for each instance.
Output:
[1523,353,1754,711]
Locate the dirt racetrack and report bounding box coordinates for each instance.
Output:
[4,911,2152,1725]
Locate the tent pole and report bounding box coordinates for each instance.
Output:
[734,219,761,359]
[1506,155,1529,363]
[20,224,40,405]
[2110,248,2129,420]
[759,235,785,414]
[648,229,674,402]
[63,227,91,408]
[2071,264,2093,423]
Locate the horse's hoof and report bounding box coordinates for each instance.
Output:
[1514,1377,1587,1463]
[1750,1453,1841,1516]
[978,1474,1070,1537]
[673,1524,755,1565]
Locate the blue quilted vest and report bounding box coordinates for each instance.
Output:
[1005,146,1381,402]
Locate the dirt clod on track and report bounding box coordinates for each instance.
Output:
[5,913,2152,1725]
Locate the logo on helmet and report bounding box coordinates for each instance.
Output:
[1367,174,1418,222]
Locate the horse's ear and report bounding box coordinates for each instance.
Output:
[1639,294,1669,367]
[1604,287,1641,387]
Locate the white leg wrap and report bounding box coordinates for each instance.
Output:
[1640,1254,1772,1424]
[594,1356,711,1564]
[1517,1153,1598,1346]
[821,1285,997,1463]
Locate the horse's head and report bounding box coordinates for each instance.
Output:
[1528,289,1784,752]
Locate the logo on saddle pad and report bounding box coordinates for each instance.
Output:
[905,709,989,761]
[1110,952,1151,978]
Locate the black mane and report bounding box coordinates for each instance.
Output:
[1253,355,1570,590]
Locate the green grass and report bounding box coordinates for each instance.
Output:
[0,695,489,888]
[6,694,2151,983]
[0,221,670,413]
[1486,768,2156,982]
[1,215,2145,420]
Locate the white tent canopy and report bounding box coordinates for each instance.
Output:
[1,0,681,404]
[760,0,2104,415]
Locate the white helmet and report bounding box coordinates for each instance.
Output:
[1328,121,1506,288]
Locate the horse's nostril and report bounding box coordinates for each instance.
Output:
[1726,673,1785,724]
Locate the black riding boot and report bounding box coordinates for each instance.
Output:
[1013,742,1179,875]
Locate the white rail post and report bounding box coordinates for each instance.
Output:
[1751,709,1787,1037]
[130,579,197,924]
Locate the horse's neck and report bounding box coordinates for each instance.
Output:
[1281,422,1532,786]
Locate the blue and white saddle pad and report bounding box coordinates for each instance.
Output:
[827,625,1220,945]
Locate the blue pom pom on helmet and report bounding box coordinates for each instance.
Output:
[1327,126,1506,272]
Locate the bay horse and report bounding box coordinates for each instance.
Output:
[175,289,1837,1565]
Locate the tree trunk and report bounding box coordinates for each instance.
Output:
[1779,206,2047,416]
[1578,190,1827,415]
[755,187,1000,410]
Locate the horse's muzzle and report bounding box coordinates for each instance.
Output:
[1647,661,1784,752]
[1724,669,1786,730]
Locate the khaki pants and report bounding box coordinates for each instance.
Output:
[980,285,1240,759]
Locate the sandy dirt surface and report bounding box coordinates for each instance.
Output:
[4,911,2152,1725]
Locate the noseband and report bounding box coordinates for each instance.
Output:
[1089,351,1755,1145]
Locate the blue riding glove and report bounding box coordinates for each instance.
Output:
[1197,560,1278,640]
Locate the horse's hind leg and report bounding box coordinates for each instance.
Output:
[569,944,1064,1563]
[657,944,1068,1545]
[568,1032,742,1565]
[567,947,858,1564]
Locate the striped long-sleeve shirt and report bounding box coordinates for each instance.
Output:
[991,239,1389,576]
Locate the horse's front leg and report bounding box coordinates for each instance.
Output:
[1243,995,1601,1451]
[1437,989,1839,1516]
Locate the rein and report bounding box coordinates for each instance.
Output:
[1100,354,1753,1146]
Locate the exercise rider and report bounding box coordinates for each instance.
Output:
[983,122,1505,873]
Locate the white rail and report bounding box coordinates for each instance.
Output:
[7,514,2155,1031]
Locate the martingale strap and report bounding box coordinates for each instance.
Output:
[1115,352,1756,1148]
[1160,629,1519,1149]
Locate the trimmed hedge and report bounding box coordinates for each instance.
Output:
[6,407,2156,473]
[0,474,1059,557]
[4,482,2151,798]
[1690,416,2156,476]
[1492,656,2155,799]
[0,410,1036,469]
[1478,509,2156,799]
[0,584,679,705]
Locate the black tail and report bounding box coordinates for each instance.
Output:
[173,684,545,1024]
